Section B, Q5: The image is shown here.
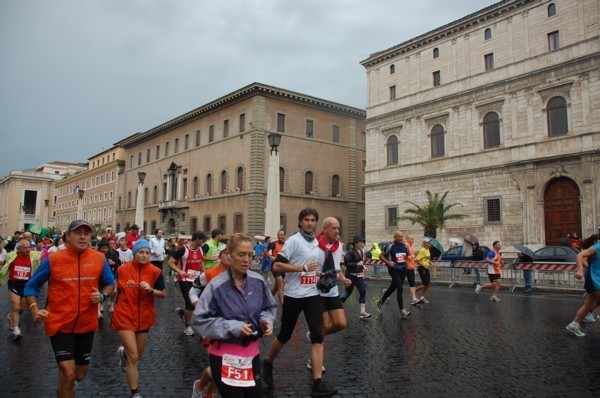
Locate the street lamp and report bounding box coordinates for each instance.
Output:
[135,172,146,232]
[264,132,282,238]
[78,189,85,219]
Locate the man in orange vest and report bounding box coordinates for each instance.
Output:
[25,220,115,398]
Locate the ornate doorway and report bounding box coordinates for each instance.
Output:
[543,177,581,245]
[167,218,176,235]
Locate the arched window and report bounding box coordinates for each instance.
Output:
[237,167,244,191]
[207,174,213,196]
[430,124,445,158]
[305,171,314,194]
[386,136,399,165]
[221,171,227,194]
[484,28,492,40]
[483,112,501,148]
[548,3,556,17]
[433,48,439,59]
[279,167,285,192]
[193,177,199,196]
[331,175,340,197]
[547,96,568,137]
[390,64,395,74]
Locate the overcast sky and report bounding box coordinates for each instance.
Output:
[0,0,497,177]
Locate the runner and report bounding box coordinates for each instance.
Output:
[405,235,422,305]
[268,230,286,305]
[307,217,350,372]
[261,208,338,397]
[190,245,231,398]
[0,239,41,342]
[475,241,503,302]
[193,233,276,398]
[566,233,600,337]
[112,239,166,398]
[167,231,206,336]
[415,237,432,303]
[202,229,225,271]
[24,220,115,398]
[340,235,371,319]
[149,229,166,271]
[377,230,411,319]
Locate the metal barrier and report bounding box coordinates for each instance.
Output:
[360,258,582,294]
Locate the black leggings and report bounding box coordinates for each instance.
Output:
[209,354,262,398]
[277,295,324,344]
[381,267,407,310]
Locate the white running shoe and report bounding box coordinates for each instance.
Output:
[359,311,372,319]
[489,296,501,302]
[566,321,585,337]
[306,357,326,372]
[117,346,126,372]
[401,309,411,319]
[184,325,195,336]
[582,313,596,323]
[475,285,482,294]
[13,326,22,342]
[191,379,206,398]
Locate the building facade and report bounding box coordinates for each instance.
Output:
[55,147,126,233]
[0,162,86,237]
[361,0,599,247]
[116,83,366,241]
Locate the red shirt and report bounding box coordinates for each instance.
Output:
[9,255,32,282]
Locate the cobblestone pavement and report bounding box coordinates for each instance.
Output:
[2,276,600,397]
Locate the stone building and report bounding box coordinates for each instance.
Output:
[0,162,86,237]
[55,147,126,233]
[361,0,599,247]
[116,83,366,240]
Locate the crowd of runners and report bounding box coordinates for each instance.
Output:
[0,210,599,397]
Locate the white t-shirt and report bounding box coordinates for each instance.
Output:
[318,241,343,298]
[118,248,133,263]
[278,232,321,299]
[150,237,165,261]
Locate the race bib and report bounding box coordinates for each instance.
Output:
[221,354,255,387]
[300,271,317,286]
[12,265,32,280]
[395,253,406,263]
[185,269,201,282]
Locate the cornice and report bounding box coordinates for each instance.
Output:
[360,0,533,68]
[122,83,366,148]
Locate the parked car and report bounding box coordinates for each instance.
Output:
[532,246,578,263]
[441,245,490,263]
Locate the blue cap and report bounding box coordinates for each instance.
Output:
[132,239,151,256]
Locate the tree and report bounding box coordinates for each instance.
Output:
[397,190,466,238]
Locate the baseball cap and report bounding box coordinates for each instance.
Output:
[68,220,93,233]
[211,228,225,238]
[423,237,432,243]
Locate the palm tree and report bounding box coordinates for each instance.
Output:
[397,190,466,238]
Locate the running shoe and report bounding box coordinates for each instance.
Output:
[262,359,273,386]
[13,327,22,342]
[583,313,596,323]
[7,313,13,331]
[131,394,142,398]
[489,296,501,302]
[306,358,326,372]
[359,311,372,319]
[117,346,127,372]
[475,284,482,294]
[311,380,337,397]
[184,325,195,336]
[175,308,185,324]
[401,309,411,319]
[191,379,207,398]
[566,321,585,337]
[376,300,383,312]
[420,297,429,304]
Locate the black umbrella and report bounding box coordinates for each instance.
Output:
[557,236,571,246]
[513,244,535,260]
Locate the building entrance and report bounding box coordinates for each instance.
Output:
[543,177,581,245]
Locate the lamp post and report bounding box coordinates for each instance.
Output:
[264,132,282,238]
[78,190,85,220]
[135,172,146,233]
